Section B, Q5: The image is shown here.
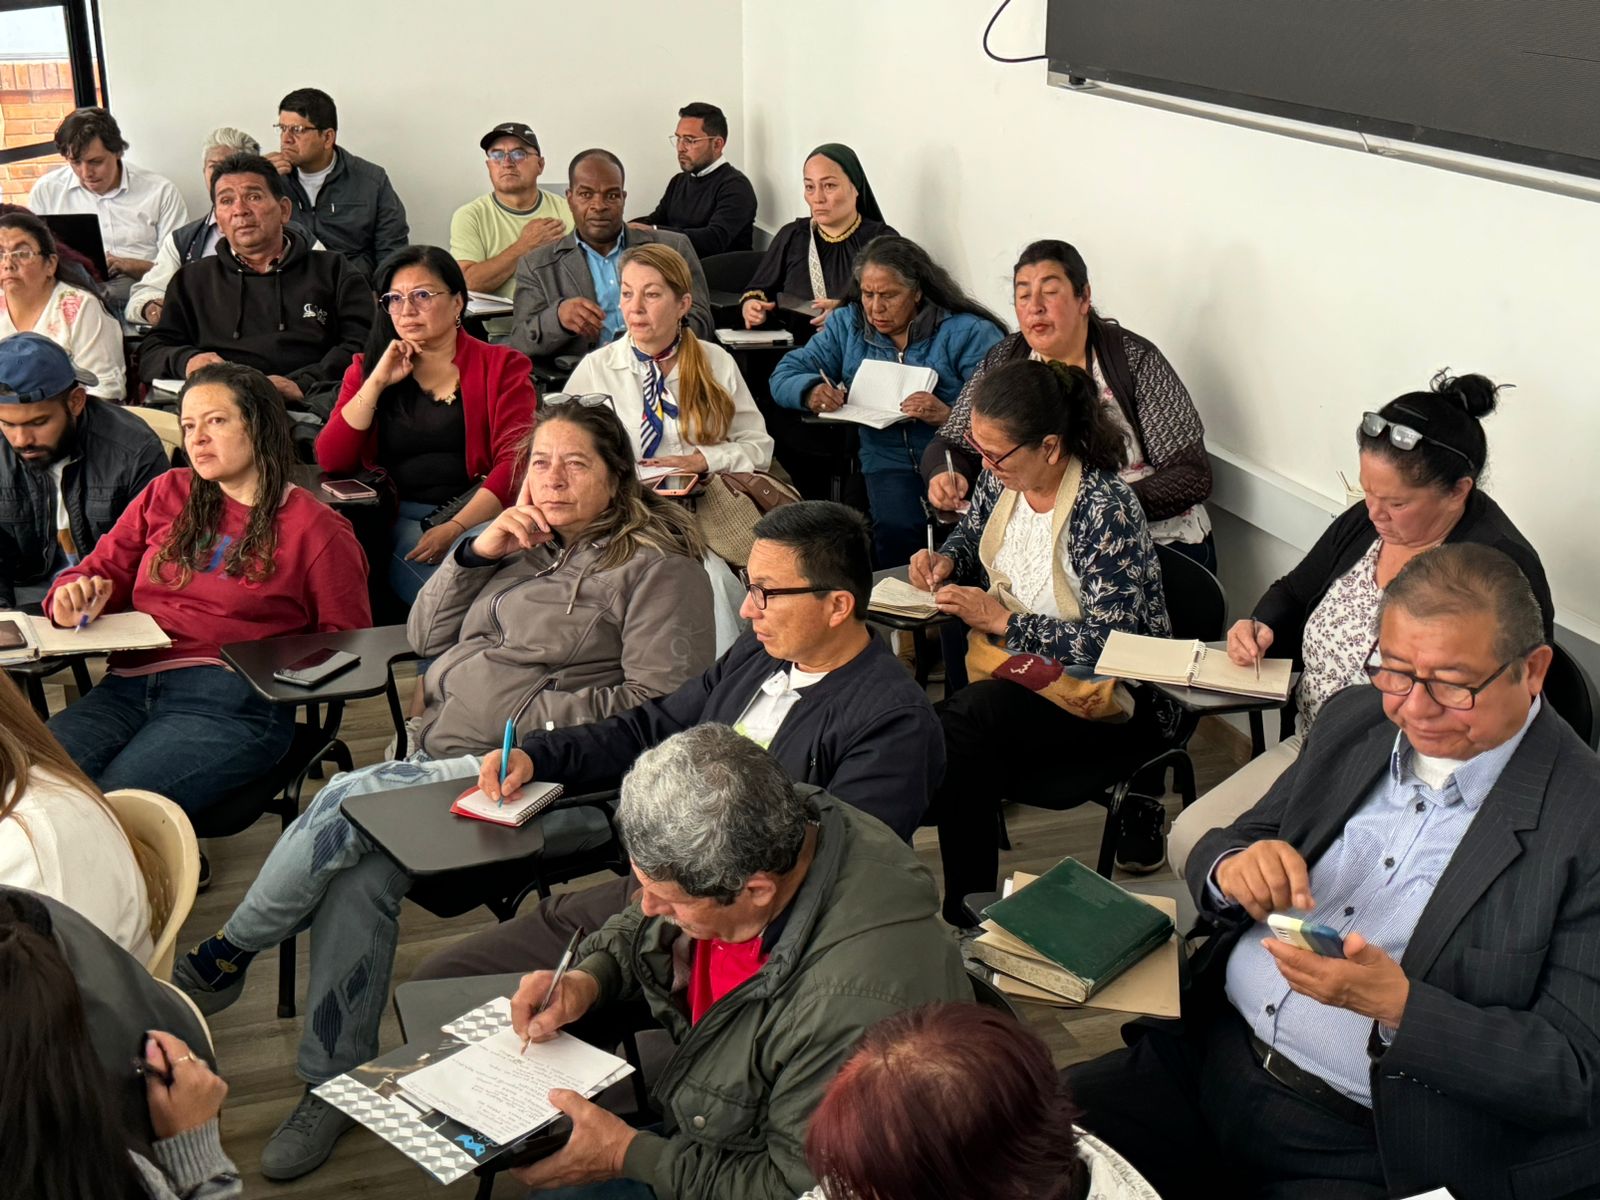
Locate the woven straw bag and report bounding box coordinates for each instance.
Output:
[692,471,801,566]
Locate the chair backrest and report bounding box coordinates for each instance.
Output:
[700,249,766,294]
[967,966,1021,1020]
[1544,639,1600,751]
[124,405,182,461]
[103,789,200,978]
[1153,543,1227,643]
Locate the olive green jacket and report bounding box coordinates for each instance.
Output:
[575,791,969,1200]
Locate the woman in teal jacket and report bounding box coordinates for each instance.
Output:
[769,236,1005,566]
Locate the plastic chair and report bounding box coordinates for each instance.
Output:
[700,249,764,296]
[124,405,182,460]
[103,788,200,979]
[1544,639,1599,751]
[156,978,216,1055]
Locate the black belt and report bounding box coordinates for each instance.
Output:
[1248,1032,1372,1126]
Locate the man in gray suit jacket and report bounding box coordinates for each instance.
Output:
[1068,544,1600,1200]
[508,148,713,369]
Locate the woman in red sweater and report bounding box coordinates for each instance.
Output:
[315,245,538,604]
[45,362,371,818]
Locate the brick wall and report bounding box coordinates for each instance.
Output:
[0,59,74,206]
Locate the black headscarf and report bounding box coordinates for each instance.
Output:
[806,143,884,223]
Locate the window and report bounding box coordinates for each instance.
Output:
[0,0,107,206]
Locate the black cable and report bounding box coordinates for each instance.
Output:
[983,0,1048,64]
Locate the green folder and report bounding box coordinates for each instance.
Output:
[980,857,1174,1000]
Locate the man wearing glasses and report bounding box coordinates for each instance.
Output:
[450,122,574,306]
[508,148,713,369]
[267,87,409,283]
[139,153,373,414]
[1068,543,1600,1200]
[410,500,943,983]
[630,102,758,257]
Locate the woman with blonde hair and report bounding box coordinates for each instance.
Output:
[0,671,152,960]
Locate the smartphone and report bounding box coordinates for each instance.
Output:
[272,648,360,687]
[321,478,379,502]
[1267,913,1346,958]
[652,473,701,497]
[0,619,28,652]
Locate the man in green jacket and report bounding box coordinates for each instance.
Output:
[509,723,969,1199]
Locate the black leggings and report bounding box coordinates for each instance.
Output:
[927,679,1156,924]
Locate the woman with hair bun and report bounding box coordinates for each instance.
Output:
[909,358,1174,922]
[1168,370,1554,872]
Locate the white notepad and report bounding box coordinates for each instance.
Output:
[1094,631,1292,701]
[816,359,935,429]
[716,328,794,348]
[869,576,940,618]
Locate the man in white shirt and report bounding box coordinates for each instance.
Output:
[27,107,187,307]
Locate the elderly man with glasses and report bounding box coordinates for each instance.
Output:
[1067,543,1600,1200]
[410,499,944,984]
[629,102,758,258]
[138,151,374,414]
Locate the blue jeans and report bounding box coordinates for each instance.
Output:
[862,462,928,569]
[47,666,295,817]
[220,752,482,1083]
[389,500,444,605]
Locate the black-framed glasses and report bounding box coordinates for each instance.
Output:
[487,148,535,165]
[544,392,617,413]
[737,567,831,611]
[1360,412,1475,470]
[962,430,1025,470]
[272,122,324,137]
[1362,638,1538,710]
[378,288,450,313]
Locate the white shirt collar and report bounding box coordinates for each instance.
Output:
[694,156,729,178]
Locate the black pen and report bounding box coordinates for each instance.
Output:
[132,1056,173,1087]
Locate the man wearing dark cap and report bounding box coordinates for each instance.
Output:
[0,333,167,610]
[450,122,574,303]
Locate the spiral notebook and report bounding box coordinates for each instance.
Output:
[449,781,564,828]
[1094,631,1292,701]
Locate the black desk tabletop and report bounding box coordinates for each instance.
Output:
[220,625,418,707]
[291,464,382,509]
[866,566,960,632]
[342,776,548,876]
[394,972,525,1043]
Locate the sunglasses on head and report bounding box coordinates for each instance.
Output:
[1360,411,1474,470]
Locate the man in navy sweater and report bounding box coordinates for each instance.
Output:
[413,499,943,977]
[630,102,757,258]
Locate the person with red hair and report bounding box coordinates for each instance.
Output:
[802,1004,1158,1200]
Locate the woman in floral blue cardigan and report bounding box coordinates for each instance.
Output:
[909,359,1173,924]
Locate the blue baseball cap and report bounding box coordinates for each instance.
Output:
[0,332,98,404]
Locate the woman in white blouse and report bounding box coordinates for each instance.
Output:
[565,242,774,648]
[0,211,125,402]
[564,241,773,476]
[0,673,152,961]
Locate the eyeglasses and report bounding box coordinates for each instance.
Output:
[544,392,617,413]
[0,248,40,265]
[1362,639,1538,710]
[737,567,832,611]
[669,134,715,147]
[378,288,451,313]
[487,148,535,165]
[272,122,323,138]
[1360,412,1475,470]
[962,430,1026,470]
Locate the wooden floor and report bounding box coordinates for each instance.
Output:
[93,666,1244,1199]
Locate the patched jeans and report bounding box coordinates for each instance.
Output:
[220,753,482,1083]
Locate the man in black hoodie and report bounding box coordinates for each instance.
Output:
[138,152,373,410]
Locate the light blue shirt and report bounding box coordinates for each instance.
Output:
[579,229,627,344]
[1218,697,1541,1106]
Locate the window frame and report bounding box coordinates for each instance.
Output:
[0,0,109,168]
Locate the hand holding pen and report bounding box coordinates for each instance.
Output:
[808,370,848,414]
[1226,617,1275,669]
[135,1030,229,1140]
[51,575,112,631]
[511,928,596,1052]
[497,718,515,808]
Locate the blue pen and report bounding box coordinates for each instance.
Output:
[498,718,515,807]
[74,613,91,634]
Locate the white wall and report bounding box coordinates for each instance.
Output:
[98,0,744,248]
[741,0,1600,651]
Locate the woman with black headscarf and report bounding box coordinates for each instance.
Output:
[740,143,897,331]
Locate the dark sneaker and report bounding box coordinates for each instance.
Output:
[1114,794,1168,875]
[171,931,255,1017]
[260,1090,356,1181]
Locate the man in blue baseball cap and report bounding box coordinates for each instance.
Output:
[0,333,168,610]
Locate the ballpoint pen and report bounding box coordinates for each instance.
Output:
[497,717,514,807]
[1251,619,1261,681]
[523,927,583,1055]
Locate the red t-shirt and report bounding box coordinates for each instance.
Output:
[44,470,371,671]
[688,935,771,1024]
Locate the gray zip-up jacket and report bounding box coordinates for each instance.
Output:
[408,531,716,757]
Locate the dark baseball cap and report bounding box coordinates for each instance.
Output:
[479,123,540,153]
[0,333,97,404]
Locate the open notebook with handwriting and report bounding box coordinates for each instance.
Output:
[1094,631,1292,701]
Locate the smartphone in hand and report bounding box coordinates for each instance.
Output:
[1267,913,1346,958]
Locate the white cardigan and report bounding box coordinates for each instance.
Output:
[0,767,153,961]
[564,334,774,474]
[0,280,127,402]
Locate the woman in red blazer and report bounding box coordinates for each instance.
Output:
[316,245,538,603]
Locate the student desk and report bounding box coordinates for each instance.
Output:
[1139,644,1300,760]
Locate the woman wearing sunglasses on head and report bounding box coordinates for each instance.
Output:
[1167,370,1554,873]
[314,245,538,606]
